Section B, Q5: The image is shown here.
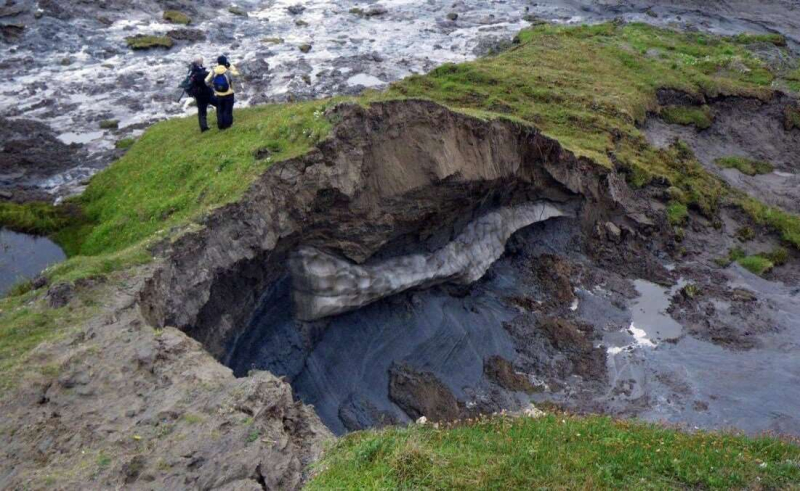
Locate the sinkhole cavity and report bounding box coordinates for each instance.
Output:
[223,203,572,434]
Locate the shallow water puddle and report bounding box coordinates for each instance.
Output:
[628,279,686,345]
[0,229,65,295]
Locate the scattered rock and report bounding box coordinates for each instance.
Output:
[0,22,24,41]
[45,282,73,308]
[166,29,206,43]
[605,221,622,242]
[299,44,312,53]
[364,5,388,17]
[99,119,119,130]
[484,356,539,393]
[388,363,461,422]
[446,12,459,21]
[0,5,26,18]
[287,5,305,15]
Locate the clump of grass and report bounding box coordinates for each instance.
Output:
[732,33,787,47]
[740,197,800,250]
[716,246,780,275]
[261,37,284,44]
[228,6,248,16]
[738,255,774,275]
[246,429,260,443]
[666,201,689,226]
[715,156,774,176]
[115,137,136,150]
[163,10,191,25]
[125,35,174,50]
[736,226,756,242]
[784,105,800,131]
[765,247,790,266]
[660,105,714,129]
[5,279,34,298]
[308,415,800,489]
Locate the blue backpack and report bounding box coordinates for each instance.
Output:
[213,72,230,93]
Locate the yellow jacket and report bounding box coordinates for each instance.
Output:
[205,65,239,96]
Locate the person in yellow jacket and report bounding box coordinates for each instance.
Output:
[205,55,239,130]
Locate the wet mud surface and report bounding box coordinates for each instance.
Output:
[3,0,800,197]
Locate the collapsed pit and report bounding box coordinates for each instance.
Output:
[139,100,620,433]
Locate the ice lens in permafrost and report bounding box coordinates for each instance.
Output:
[290,202,565,320]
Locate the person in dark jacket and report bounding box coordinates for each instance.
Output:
[205,55,239,130]
[188,57,217,132]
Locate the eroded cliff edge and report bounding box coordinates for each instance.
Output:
[140,100,631,359]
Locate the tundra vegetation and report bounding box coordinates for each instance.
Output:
[308,415,800,489]
[2,22,799,477]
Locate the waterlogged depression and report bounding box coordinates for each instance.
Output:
[4,0,799,197]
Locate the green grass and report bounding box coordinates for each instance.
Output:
[163,10,191,25]
[661,105,714,129]
[666,202,689,225]
[125,35,174,50]
[0,291,90,393]
[115,137,136,150]
[309,415,800,489]
[65,100,331,256]
[716,245,787,275]
[737,255,774,275]
[741,198,800,249]
[715,156,774,176]
[0,201,76,236]
[732,33,787,47]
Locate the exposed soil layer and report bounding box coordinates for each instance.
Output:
[140,99,623,358]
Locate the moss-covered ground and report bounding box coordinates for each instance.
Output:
[308,415,800,489]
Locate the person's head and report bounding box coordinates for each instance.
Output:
[191,56,203,68]
[217,55,230,68]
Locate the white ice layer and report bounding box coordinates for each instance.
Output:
[290,202,565,320]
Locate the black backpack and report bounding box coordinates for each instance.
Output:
[179,71,196,97]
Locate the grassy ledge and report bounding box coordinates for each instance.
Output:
[715,156,774,176]
[308,415,800,489]
[661,105,714,129]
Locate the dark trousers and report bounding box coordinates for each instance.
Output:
[217,94,234,130]
[195,95,217,132]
